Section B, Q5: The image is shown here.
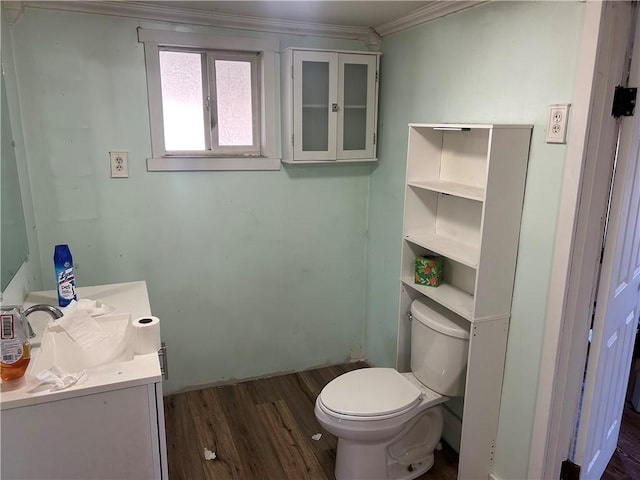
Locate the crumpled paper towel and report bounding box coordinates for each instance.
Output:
[47,299,114,347]
[52,304,111,350]
[55,299,112,323]
[28,366,86,393]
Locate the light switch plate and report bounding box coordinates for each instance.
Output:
[546,104,570,144]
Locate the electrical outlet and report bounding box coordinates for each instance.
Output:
[110,151,129,178]
[546,104,570,144]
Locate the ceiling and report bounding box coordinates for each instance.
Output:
[14,1,484,38]
[145,1,432,28]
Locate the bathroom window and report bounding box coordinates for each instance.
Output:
[139,29,279,171]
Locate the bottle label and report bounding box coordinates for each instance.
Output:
[1,314,23,364]
[57,266,76,300]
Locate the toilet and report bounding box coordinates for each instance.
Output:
[314,298,470,480]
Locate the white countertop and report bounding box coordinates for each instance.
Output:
[0,281,162,410]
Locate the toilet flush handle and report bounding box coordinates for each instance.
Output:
[406,310,413,322]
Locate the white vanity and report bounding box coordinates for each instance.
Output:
[0,281,168,479]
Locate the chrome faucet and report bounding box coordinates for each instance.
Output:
[23,304,64,338]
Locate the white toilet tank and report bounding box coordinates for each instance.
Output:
[410,298,470,396]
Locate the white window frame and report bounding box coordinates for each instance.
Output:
[138,28,280,171]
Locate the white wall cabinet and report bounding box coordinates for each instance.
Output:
[397,124,532,478]
[281,48,380,164]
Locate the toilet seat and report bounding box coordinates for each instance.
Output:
[318,368,424,420]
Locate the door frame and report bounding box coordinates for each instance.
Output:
[528,2,636,478]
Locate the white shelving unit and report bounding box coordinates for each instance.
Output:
[397,123,532,478]
[280,48,380,164]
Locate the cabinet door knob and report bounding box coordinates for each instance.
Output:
[332,103,340,112]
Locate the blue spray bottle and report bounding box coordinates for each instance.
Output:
[53,244,77,307]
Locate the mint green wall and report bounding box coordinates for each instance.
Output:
[367,2,584,478]
[10,8,369,394]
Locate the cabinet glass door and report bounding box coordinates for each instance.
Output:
[338,54,377,160]
[293,51,337,161]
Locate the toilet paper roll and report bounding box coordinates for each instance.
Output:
[132,316,162,355]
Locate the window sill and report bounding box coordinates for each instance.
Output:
[146,156,281,171]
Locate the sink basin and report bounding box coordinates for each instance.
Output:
[26,313,134,376]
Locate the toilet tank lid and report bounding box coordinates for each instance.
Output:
[411,298,470,340]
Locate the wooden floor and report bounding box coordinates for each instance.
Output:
[164,362,458,480]
[602,402,640,479]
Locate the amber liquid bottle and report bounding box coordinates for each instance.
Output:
[1,342,31,381]
[1,307,32,382]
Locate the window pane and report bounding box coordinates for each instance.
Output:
[159,51,205,151]
[215,60,254,146]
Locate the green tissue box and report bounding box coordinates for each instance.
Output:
[415,256,443,287]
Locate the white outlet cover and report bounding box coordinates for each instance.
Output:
[546,104,570,144]
[110,151,129,178]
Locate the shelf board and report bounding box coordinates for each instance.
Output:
[401,276,474,321]
[281,158,377,165]
[408,180,484,202]
[302,105,367,110]
[404,233,479,268]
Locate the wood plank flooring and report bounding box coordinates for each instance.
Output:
[603,402,640,479]
[164,362,640,479]
[164,362,458,480]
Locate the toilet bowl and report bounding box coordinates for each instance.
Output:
[315,298,470,480]
[315,368,446,480]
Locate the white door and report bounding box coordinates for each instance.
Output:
[337,54,377,160]
[292,50,338,161]
[573,15,640,477]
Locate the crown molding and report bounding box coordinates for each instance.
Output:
[3,1,25,24]
[374,1,487,36]
[366,28,382,52]
[22,1,371,41]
